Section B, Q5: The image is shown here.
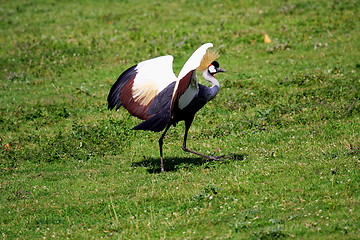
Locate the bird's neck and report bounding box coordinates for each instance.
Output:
[202,70,220,88]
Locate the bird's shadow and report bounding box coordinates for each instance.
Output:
[131,154,246,173]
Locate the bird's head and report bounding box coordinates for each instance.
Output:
[208,61,226,76]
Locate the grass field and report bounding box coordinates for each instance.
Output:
[1,0,359,239]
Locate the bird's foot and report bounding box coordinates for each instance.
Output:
[182,147,240,162]
[205,154,243,161]
[205,155,226,161]
[160,157,165,172]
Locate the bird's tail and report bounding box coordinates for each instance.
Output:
[133,110,170,132]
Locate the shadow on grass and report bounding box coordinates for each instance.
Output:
[132,154,246,173]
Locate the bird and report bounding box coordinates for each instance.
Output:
[107,43,225,171]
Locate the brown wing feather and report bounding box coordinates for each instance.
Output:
[173,70,194,101]
[119,77,154,120]
[108,56,178,121]
[171,70,196,112]
[108,65,154,120]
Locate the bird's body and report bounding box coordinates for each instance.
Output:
[108,43,225,171]
[172,84,219,124]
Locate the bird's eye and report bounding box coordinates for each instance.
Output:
[208,65,216,74]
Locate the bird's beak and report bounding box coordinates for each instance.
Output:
[217,68,226,73]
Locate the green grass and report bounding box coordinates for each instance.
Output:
[1,0,359,239]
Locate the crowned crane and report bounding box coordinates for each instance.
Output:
[108,43,225,171]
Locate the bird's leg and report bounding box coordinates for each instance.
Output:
[182,119,225,161]
[159,124,171,172]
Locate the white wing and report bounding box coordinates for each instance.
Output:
[108,55,177,120]
[177,43,213,80]
[172,43,213,109]
[133,55,177,106]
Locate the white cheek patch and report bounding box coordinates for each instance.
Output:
[208,65,216,74]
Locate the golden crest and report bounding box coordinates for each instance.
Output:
[197,49,219,71]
